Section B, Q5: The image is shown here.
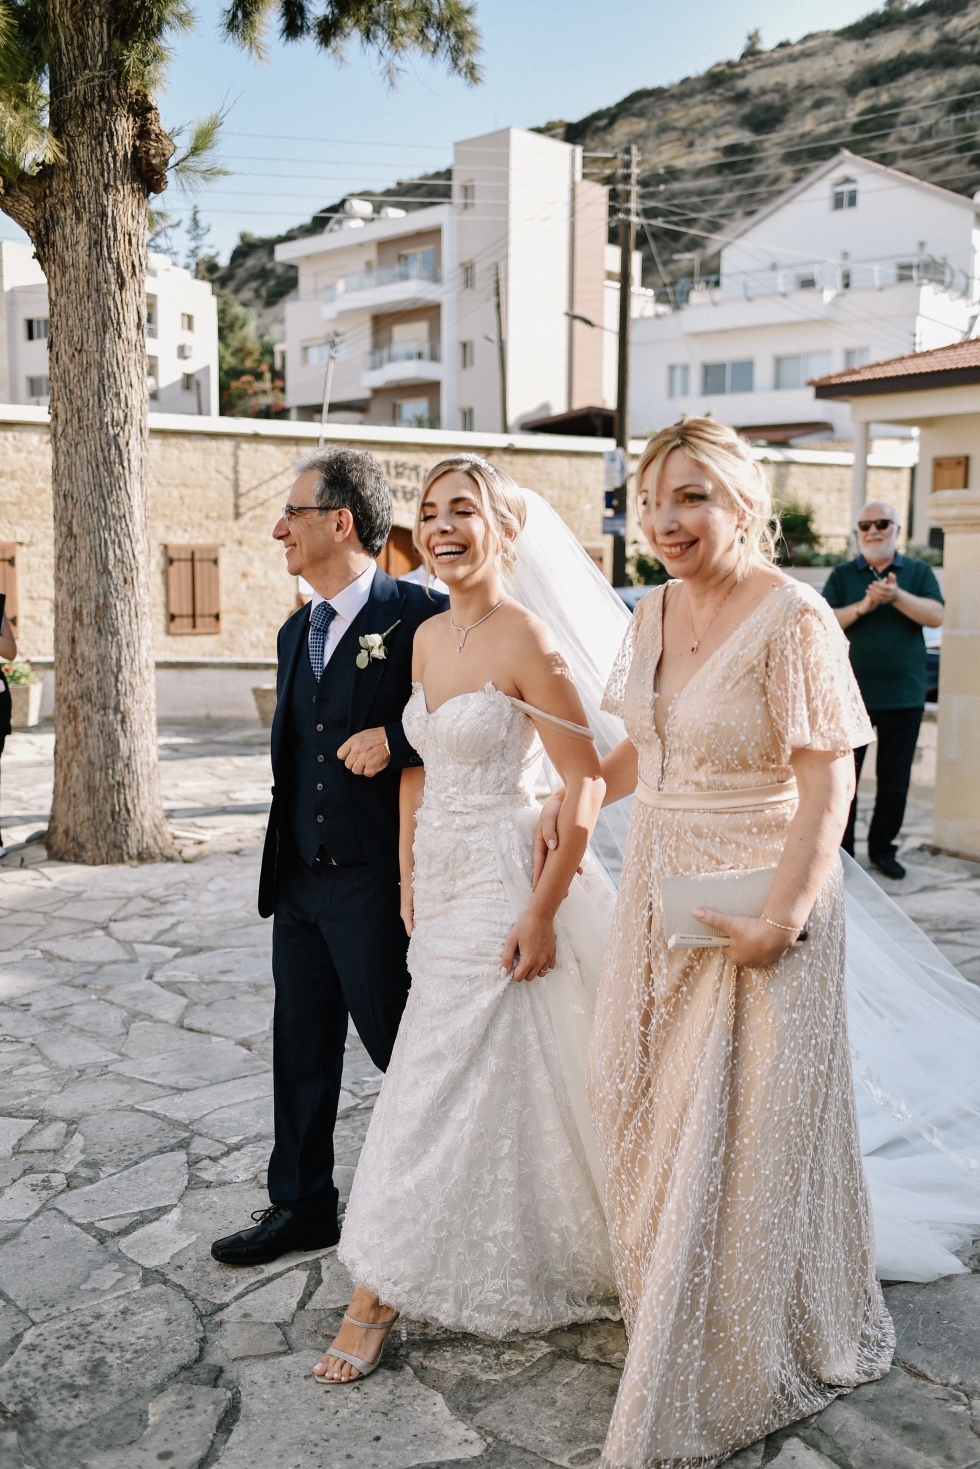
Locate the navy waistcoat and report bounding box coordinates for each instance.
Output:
[287,639,366,866]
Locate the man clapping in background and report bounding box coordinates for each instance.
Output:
[823,500,944,880]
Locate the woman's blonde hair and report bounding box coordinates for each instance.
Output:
[413,455,527,574]
[634,417,778,564]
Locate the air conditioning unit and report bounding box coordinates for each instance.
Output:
[177,342,193,360]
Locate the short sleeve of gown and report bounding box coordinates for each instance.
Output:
[766,590,874,757]
[600,591,650,718]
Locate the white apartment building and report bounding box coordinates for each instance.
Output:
[0,241,218,414]
[276,127,617,433]
[630,151,980,442]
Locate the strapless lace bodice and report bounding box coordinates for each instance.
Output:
[403,682,542,811]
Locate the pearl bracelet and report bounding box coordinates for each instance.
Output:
[761,914,801,934]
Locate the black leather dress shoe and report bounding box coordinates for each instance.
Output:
[211,1204,340,1265]
[872,853,906,880]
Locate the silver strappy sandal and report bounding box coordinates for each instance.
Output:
[313,1311,400,1385]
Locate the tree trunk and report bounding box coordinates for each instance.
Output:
[34,1,175,863]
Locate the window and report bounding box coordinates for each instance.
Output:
[460,407,474,432]
[302,340,346,365]
[840,268,852,289]
[25,317,49,341]
[182,373,195,392]
[932,456,968,492]
[461,261,476,290]
[844,347,870,371]
[147,356,158,400]
[833,177,857,210]
[398,248,436,282]
[461,181,475,210]
[701,360,753,395]
[774,352,831,390]
[166,544,220,635]
[180,312,194,332]
[394,397,430,428]
[26,375,49,399]
[0,543,18,630]
[668,364,689,398]
[145,296,157,338]
[796,273,817,290]
[460,340,474,369]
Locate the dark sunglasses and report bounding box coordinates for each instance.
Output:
[857,518,894,532]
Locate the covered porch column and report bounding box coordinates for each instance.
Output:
[929,484,980,859]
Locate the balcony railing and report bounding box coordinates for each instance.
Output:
[365,340,441,370]
[321,259,441,302]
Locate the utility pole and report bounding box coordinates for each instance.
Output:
[317,332,343,448]
[611,143,639,586]
[494,262,508,433]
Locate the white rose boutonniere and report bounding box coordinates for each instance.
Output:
[355,619,401,670]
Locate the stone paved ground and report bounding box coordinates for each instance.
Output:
[0,723,977,1469]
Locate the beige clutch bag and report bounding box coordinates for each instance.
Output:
[661,867,777,950]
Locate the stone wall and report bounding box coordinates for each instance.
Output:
[0,410,610,664]
[0,408,914,680]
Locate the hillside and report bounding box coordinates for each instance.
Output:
[557,0,980,294]
[212,0,980,320]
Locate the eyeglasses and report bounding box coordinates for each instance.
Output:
[281,505,322,521]
[857,519,895,532]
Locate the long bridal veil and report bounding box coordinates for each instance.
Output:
[510,487,980,1284]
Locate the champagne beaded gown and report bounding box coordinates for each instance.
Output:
[591,580,895,1469]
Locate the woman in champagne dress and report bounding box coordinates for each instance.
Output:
[584,420,894,1467]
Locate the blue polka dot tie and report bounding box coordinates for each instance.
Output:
[308,599,337,679]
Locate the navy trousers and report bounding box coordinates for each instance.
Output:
[268,839,410,1215]
[842,705,923,861]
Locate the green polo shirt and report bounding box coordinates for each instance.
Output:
[822,554,943,710]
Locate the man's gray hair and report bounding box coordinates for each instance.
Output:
[295,448,392,557]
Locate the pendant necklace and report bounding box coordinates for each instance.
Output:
[451,598,506,652]
[685,575,739,654]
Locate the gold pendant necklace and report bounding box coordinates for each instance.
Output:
[450,598,505,652]
[685,575,739,654]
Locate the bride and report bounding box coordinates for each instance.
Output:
[315,455,618,1383]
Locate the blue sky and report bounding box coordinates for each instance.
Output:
[1,0,878,260]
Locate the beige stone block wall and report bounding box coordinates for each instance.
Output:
[1,417,608,663]
[761,460,912,552]
[0,422,54,653]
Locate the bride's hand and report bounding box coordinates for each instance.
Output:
[693,909,795,968]
[500,911,557,983]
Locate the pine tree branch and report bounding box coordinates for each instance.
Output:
[0,171,41,237]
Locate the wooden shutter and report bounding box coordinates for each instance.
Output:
[166,544,220,634]
[932,456,968,492]
[0,543,18,630]
[376,525,421,578]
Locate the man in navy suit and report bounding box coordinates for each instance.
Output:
[212,449,447,1265]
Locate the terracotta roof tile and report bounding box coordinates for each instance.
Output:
[812,338,980,390]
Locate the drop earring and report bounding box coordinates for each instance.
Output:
[739,532,747,544]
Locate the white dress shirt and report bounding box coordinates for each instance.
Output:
[308,560,378,676]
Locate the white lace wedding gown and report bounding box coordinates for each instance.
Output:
[338,682,618,1337]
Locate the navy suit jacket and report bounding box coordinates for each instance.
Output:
[258,568,447,918]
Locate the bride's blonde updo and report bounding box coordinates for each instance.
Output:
[413,455,527,574]
[635,417,778,565]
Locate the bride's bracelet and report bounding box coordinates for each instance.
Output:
[761,914,802,934]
